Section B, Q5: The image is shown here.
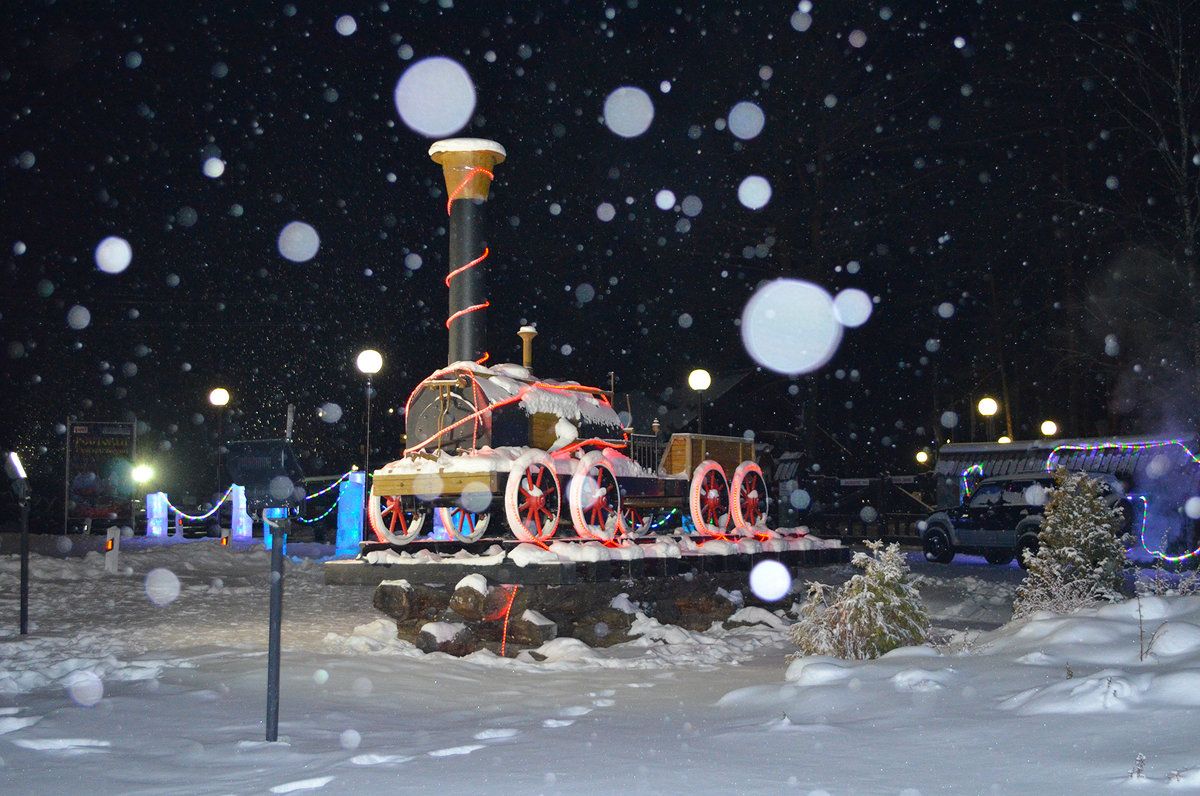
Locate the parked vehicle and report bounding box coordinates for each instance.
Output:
[921,471,1132,567]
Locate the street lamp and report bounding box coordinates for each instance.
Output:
[688,368,711,435]
[1040,420,1058,437]
[209,387,230,497]
[915,450,930,466]
[356,349,383,478]
[977,396,998,441]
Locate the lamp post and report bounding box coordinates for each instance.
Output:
[977,396,998,442]
[209,387,230,498]
[356,349,383,479]
[688,368,711,435]
[6,452,29,635]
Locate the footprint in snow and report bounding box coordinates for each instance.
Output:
[428,744,485,757]
[473,728,519,741]
[559,705,593,717]
[0,715,43,736]
[269,776,335,794]
[542,719,575,728]
[12,738,111,754]
[350,753,413,766]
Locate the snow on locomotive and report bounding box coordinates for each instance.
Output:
[366,139,769,546]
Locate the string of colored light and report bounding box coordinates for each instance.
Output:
[1044,439,1200,561]
[1044,438,1200,471]
[959,464,984,501]
[165,486,234,521]
[301,469,354,501]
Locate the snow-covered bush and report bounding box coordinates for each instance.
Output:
[789,541,929,660]
[1013,468,1129,618]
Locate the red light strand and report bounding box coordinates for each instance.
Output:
[445,168,495,364]
[446,167,494,214]
[500,584,518,657]
[445,248,489,288]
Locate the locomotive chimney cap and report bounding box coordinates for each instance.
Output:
[429,139,506,201]
[429,138,506,163]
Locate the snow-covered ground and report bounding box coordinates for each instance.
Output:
[2,536,1199,794]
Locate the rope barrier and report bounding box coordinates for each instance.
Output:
[164,486,234,522]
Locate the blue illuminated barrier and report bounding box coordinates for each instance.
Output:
[154,486,254,541]
[144,468,363,549]
[336,471,366,556]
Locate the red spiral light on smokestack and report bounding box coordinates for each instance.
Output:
[429,139,506,366]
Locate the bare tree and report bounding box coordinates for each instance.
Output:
[1071,0,1200,428]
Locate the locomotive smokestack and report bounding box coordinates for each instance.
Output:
[429,138,506,365]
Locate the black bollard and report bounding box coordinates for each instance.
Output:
[18,485,29,635]
[265,515,286,741]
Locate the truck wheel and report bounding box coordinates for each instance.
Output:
[923,527,954,564]
[1017,535,1039,568]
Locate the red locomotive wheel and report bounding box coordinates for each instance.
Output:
[568,452,622,541]
[731,461,769,533]
[688,460,730,536]
[436,507,492,543]
[368,492,427,544]
[504,451,562,542]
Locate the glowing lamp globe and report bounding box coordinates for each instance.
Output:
[1040,420,1058,437]
[977,397,998,417]
[132,464,154,484]
[356,349,383,376]
[209,388,230,407]
[915,450,929,465]
[688,368,711,392]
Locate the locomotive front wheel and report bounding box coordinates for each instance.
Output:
[504,450,562,542]
[730,461,769,533]
[568,451,622,541]
[437,507,492,543]
[689,460,731,536]
[368,492,427,545]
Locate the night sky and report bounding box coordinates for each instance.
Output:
[3,0,1197,507]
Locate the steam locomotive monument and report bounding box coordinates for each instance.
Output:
[363,139,772,550]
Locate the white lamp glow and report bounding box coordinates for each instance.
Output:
[356,349,383,375]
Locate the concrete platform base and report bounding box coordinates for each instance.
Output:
[323,546,850,587]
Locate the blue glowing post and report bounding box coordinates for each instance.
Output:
[146,491,168,537]
[263,506,288,554]
[336,471,366,556]
[231,485,253,540]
